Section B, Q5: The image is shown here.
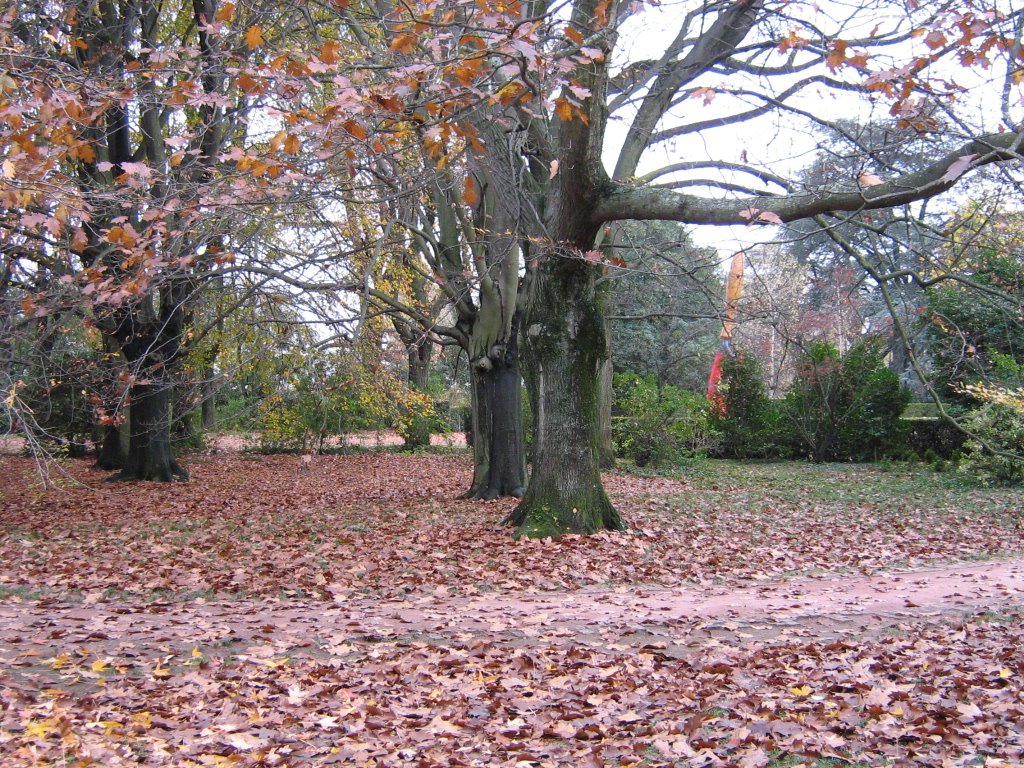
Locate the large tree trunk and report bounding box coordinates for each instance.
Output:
[465,334,526,500]
[114,374,188,481]
[93,336,125,470]
[107,302,189,481]
[506,260,624,536]
[94,423,124,470]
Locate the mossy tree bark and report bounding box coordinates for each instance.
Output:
[598,326,615,469]
[506,260,624,536]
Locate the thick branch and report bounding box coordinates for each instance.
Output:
[614,0,764,179]
[594,132,1023,225]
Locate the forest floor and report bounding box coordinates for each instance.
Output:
[0,447,1022,767]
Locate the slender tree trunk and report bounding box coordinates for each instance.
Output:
[401,339,433,449]
[598,317,615,468]
[465,335,526,499]
[172,377,203,449]
[506,260,624,536]
[200,366,217,430]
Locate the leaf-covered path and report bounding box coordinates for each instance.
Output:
[3,555,1021,661]
[1,452,1022,766]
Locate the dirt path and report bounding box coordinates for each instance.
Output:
[2,556,1022,663]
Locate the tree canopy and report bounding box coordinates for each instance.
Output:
[3,0,1023,534]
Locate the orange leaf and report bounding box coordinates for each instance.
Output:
[343,120,369,141]
[390,33,418,55]
[321,40,341,65]
[564,26,584,46]
[555,98,573,122]
[71,227,89,252]
[245,25,264,51]
[857,171,884,187]
[826,40,847,71]
[237,72,261,94]
[215,2,235,22]
[284,134,302,155]
[463,176,479,207]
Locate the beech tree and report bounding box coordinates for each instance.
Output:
[1,0,276,479]
[481,0,1024,535]
[6,0,1023,536]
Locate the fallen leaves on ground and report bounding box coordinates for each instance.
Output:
[0,451,1021,766]
[0,454,1019,602]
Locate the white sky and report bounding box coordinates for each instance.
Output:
[604,0,1021,268]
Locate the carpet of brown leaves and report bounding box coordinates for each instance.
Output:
[1,450,1022,766]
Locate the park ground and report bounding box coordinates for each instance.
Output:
[0,445,1022,767]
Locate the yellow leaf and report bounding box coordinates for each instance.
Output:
[25,720,51,739]
[245,25,264,50]
[215,1,235,22]
[999,668,1012,679]
[789,685,813,697]
[191,647,203,658]
[48,653,71,669]
[130,711,153,729]
[91,659,109,672]
[98,720,122,735]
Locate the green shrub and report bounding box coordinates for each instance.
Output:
[957,403,1024,486]
[612,373,719,467]
[904,415,968,460]
[955,380,1024,486]
[711,353,787,459]
[784,338,910,462]
[257,360,435,453]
